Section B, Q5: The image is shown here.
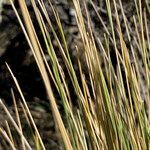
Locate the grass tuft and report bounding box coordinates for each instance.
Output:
[0,0,149,149]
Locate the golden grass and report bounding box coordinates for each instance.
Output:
[0,0,149,149]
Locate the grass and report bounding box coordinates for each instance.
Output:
[0,0,149,149]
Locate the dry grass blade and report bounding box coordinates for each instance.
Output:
[11,89,26,150]
[5,121,15,147]
[0,128,16,150]
[0,99,32,150]
[6,63,45,150]
[14,0,72,149]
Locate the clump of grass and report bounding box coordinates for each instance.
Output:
[0,0,149,149]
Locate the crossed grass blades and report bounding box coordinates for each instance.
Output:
[0,0,150,149]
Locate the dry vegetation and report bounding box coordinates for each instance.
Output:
[0,0,149,149]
